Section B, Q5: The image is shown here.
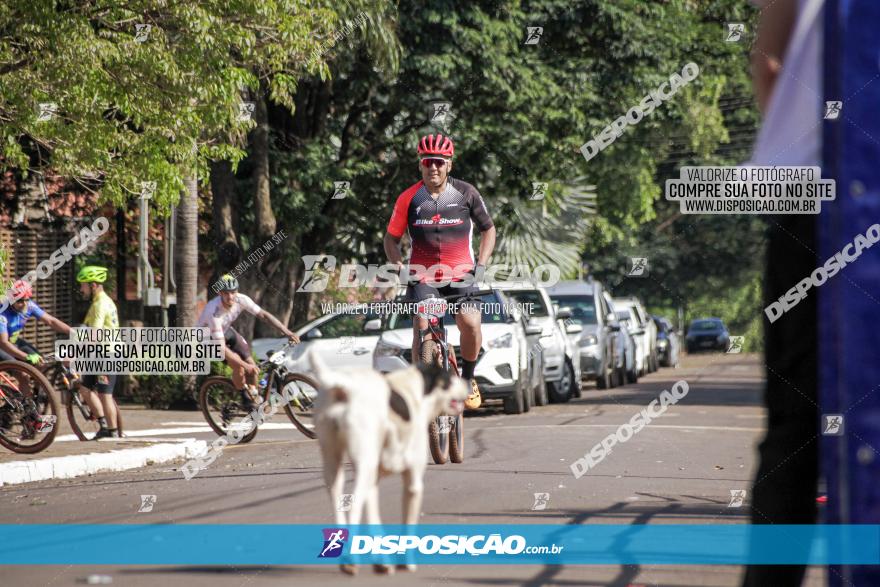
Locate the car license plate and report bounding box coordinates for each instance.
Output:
[700,340,713,347]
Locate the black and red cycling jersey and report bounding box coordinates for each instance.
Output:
[387,177,494,283]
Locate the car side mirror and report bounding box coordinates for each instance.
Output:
[609,323,621,332]
[606,313,616,324]
[304,328,323,340]
[565,323,583,334]
[556,307,572,320]
[364,318,381,332]
[525,323,543,336]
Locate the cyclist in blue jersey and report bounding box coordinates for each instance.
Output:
[0,280,71,364]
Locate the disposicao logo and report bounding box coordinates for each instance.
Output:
[318,528,348,558]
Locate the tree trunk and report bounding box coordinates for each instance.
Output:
[175,175,199,327]
[210,160,237,246]
[252,88,276,241]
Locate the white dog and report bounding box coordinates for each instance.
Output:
[310,351,468,573]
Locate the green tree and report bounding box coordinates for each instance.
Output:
[0,0,338,325]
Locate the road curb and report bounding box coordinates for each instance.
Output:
[0,439,207,487]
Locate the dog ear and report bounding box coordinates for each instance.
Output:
[417,363,451,395]
[388,389,411,421]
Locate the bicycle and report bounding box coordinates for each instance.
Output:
[0,360,59,453]
[415,288,493,465]
[199,341,318,443]
[41,354,123,441]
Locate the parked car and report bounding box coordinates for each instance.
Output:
[373,290,541,414]
[653,315,681,367]
[496,284,582,403]
[602,291,631,385]
[685,317,730,353]
[612,307,639,384]
[252,310,382,374]
[546,280,622,390]
[510,296,548,408]
[612,297,658,376]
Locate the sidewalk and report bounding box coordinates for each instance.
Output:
[0,406,209,486]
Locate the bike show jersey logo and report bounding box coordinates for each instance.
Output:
[414,214,464,227]
[319,528,349,558]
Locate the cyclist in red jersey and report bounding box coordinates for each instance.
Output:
[384,134,496,409]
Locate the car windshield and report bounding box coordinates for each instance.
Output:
[504,289,550,317]
[550,295,597,325]
[691,319,722,331]
[384,293,506,330]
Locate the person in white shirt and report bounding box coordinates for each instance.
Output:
[197,274,300,410]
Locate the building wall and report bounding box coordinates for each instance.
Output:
[0,225,75,353]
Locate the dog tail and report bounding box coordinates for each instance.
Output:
[307,349,349,402]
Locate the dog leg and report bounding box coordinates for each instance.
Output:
[321,444,346,526]
[397,467,424,572]
[321,443,355,575]
[366,485,394,575]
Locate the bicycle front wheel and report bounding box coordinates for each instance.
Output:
[198,376,258,443]
[420,339,450,465]
[279,373,318,439]
[449,413,464,463]
[0,361,59,453]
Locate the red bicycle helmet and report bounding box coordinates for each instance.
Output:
[11,279,32,300]
[417,134,455,158]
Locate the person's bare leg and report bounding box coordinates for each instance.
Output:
[230,363,245,389]
[245,358,258,388]
[80,387,105,419]
[455,306,482,362]
[412,316,428,363]
[100,395,118,429]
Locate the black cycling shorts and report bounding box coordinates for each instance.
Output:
[405,281,482,312]
[224,327,252,362]
[81,374,117,395]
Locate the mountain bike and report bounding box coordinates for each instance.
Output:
[416,288,492,465]
[0,360,59,453]
[41,355,123,441]
[199,341,318,443]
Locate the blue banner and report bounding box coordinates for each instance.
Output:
[1,524,878,565]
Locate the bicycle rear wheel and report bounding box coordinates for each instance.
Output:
[198,376,258,443]
[279,373,318,439]
[0,361,59,453]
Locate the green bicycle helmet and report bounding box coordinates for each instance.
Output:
[76,265,108,284]
[216,274,239,291]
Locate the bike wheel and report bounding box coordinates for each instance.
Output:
[421,339,449,464]
[0,361,59,453]
[449,413,464,463]
[279,373,318,439]
[66,391,123,441]
[198,376,258,443]
[66,391,96,441]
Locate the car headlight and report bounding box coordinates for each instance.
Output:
[579,334,598,347]
[657,339,668,349]
[374,340,405,357]
[488,333,513,349]
[717,335,725,342]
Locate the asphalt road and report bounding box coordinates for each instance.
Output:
[0,352,825,586]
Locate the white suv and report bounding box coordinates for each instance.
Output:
[612,297,658,376]
[496,283,583,403]
[372,290,541,414]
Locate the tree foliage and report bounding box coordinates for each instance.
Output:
[0,0,337,207]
